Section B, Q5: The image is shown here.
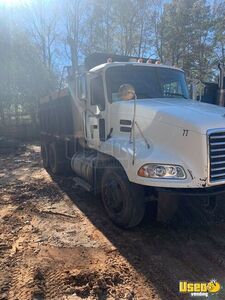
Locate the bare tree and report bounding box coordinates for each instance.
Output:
[61,0,88,73]
[212,0,225,65]
[25,0,59,71]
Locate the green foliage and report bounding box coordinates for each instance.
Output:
[71,0,223,82]
[158,0,214,80]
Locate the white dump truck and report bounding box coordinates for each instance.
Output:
[40,53,225,228]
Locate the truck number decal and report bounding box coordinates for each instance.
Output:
[183,129,189,136]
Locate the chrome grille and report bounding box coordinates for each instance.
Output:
[209,130,225,182]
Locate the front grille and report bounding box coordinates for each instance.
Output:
[209,130,225,182]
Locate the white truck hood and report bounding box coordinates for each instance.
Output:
[115,98,225,134]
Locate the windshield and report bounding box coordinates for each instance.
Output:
[105,65,189,102]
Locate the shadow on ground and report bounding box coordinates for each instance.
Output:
[51,173,225,300]
[1,144,224,299]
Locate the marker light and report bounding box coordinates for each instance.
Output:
[138,164,186,179]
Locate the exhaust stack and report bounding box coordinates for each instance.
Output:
[218,63,225,106]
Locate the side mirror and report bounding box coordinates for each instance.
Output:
[90,76,105,111]
[78,74,87,101]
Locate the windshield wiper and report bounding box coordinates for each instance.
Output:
[165,92,188,99]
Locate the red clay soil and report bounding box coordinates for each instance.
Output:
[0,145,225,300]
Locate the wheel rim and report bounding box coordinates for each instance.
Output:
[103,178,124,215]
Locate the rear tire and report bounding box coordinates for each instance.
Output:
[49,142,68,175]
[101,163,146,228]
[41,143,49,169]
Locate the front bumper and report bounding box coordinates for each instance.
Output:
[154,184,225,196]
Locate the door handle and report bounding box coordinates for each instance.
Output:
[85,108,101,118]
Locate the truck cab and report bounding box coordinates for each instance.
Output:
[40,54,225,228]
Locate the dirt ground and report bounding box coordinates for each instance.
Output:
[1,145,225,300]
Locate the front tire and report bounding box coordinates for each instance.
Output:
[101,164,146,228]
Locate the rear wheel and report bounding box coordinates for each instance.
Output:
[101,164,146,228]
[41,143,49,169]
[49,142,68,175]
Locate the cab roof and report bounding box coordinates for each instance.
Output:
[89,62,184,73]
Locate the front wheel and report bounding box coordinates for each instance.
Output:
[101,164,146,228]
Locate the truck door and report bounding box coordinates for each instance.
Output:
[86,75,106,148]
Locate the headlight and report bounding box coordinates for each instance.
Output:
[138,164,186,179]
